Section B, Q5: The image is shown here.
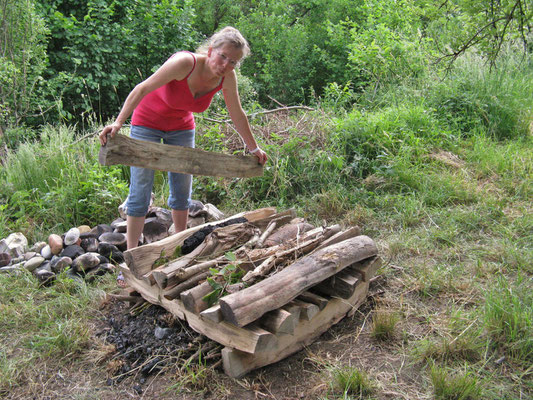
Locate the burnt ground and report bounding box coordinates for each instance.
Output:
[4,273,415,400]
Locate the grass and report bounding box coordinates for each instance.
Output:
[430,364,482,400]
[327,364,376,398]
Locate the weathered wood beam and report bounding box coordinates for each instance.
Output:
[99,133,263,178]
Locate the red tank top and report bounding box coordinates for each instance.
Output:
[131,52,224,131]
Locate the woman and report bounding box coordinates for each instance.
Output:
[99,26,267,251]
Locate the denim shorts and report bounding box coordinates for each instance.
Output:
[126,125,195,217]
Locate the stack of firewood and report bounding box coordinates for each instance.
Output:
[120,207,381,377]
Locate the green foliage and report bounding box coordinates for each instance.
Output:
[203,252,244,307]
[36,0,197,126]
[483,275,533,366]
[328,365,375,397]
[430,365,482,400]
[0,0,48,129]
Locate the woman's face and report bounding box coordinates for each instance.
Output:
[208,43,243,77]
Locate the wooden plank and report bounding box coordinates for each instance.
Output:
[99,133,263,178]
[185,310,277,354]
[297,291,329,310]
[222,281,370,378]
[124,207,276,278]
[313,269,362,299]
[258,309,297,335]
[349,256,382,282]
[219,235,377,327]
[312,226,361,253]
[118,263,185,320]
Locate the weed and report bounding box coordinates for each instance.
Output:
[371,309,399,341]
[328,364,375,397]
[430,364,482,400]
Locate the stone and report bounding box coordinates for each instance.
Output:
[85,263,114,281]
[89,224,113,237]
[30,241,47,253]
[205,203,225,221]
[0,239,7,253]
[72,252,100,273]
[48,234,63,255]
[0,252,11,268]
[154,326,171,340]
[143,217,169,244]
[110,217,125,230]
[66,269,84,283]
[35,261,52,273]
[77,225,91,234]
[64,228,80,246]
[41,245,53,260]
[80,237,99,253]
[98,232,127,251]
[34,269,55,285]
[24,256,45,272]
[60,245,85,259]
[51,256,72,273]
[147,207,173,228]
[0,265,22,274]
[188,200,206,217]
[97,254,110,264]
[118,197,128,220]
[5,232,28,257]
[97,243,124,264]
[24,251,37,261]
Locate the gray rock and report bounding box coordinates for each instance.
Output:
[97,243,124,264]
[98,232,127,251]
[0,239,7,253]
[72,252,100,273]
[25,256,45,272]
[143,217,169,244]
[0,265,22,274]
[60,245,85,259]
[154,326,171,340]
[85,263,114,281]
[89,224,113,237]
[110,217,126,230]
[34,268,55,285]
[0,252,11,268]
[80,237,99,253]
[64,227,80,246]
[66,269,84,283]
[51,256,72,273]
[24,251,37,261]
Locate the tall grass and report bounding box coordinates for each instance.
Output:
[0,125,129,241]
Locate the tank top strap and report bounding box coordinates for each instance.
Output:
[183,51,196,79]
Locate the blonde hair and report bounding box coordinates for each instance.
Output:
[197,26,251,60]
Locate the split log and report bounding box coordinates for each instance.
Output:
[349,256,382,282]
[297,291,329,310]
[124,207,276,279]
[200,304,223,323]
[263,221,315,247]
[163,271,210,300]
[241,225,342,285]
[219,235,377,327]
[180,281,213,314]
[99,133,263,178]
[258,309,297,334]
[313,269,362,299]
[312,226,360,253]
[250,209,296,231]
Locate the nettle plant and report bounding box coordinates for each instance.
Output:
[203,252,245,307]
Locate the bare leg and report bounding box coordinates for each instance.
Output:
[172,208,188,233]
[127,215,146,249]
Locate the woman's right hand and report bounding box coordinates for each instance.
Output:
[99,122,122,146]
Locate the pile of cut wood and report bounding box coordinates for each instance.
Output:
[120,207,381,377]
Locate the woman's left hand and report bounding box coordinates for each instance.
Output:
[252,147,268,165]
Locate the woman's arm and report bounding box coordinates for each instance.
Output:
[99,53,194,145]
[222,70,268,165]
